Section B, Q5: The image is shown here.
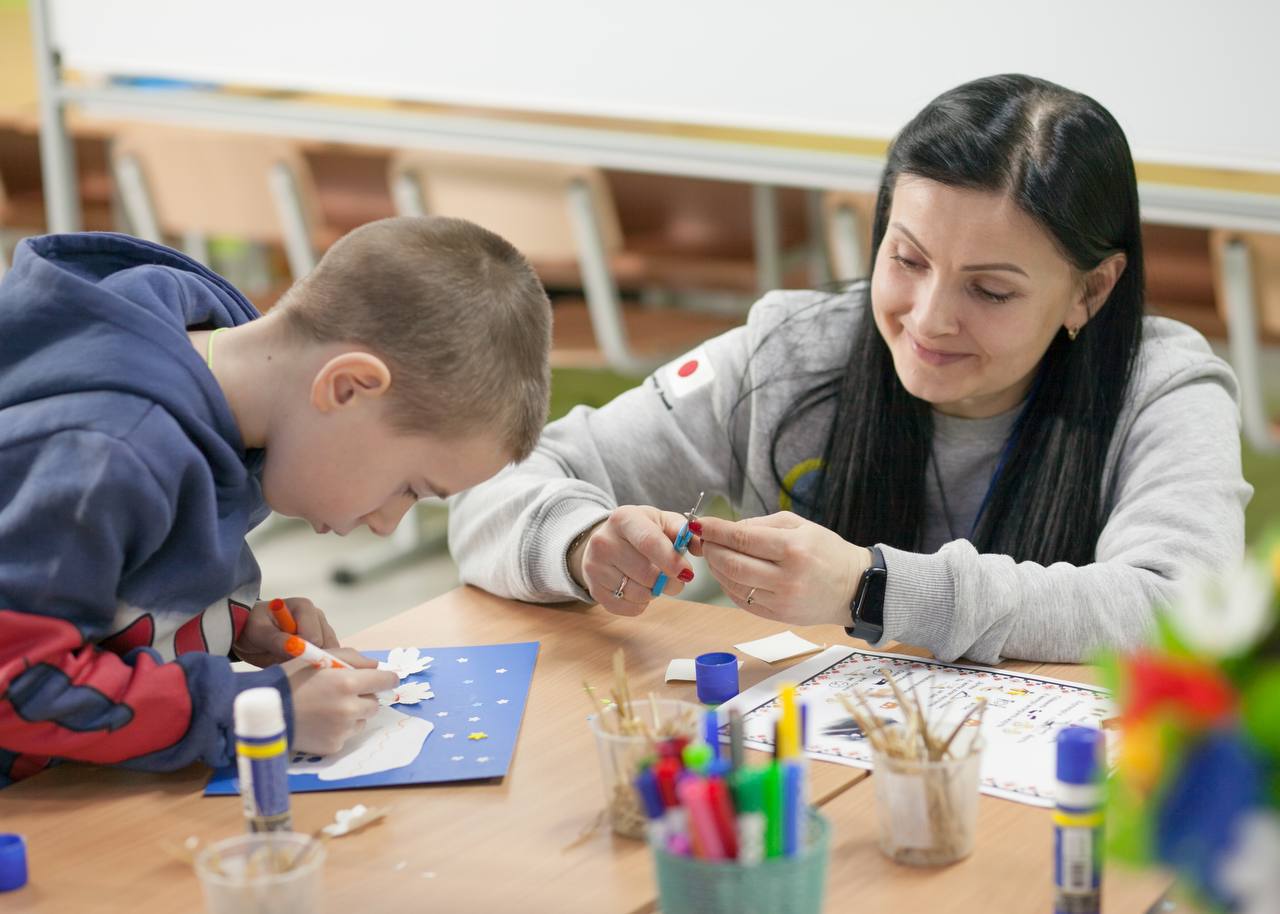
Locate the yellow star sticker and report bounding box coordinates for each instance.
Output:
[467,731,488,741]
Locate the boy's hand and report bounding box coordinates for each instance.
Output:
[569,505,700,617]
[285,659,400,755]
[234,597,374,668]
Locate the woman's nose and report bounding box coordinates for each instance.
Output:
[912,279,960,338]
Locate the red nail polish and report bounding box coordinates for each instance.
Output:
[688,520,703,535]
[678,568,695,583]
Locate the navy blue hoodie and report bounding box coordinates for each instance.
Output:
[0,233,291,786]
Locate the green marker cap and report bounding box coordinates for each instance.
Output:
[682,741,713,773]
[730,766,766,813]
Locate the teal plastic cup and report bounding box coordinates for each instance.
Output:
[652,809,830,914]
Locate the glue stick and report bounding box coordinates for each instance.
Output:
[1054,726,1103,914]
[234,687,292,833]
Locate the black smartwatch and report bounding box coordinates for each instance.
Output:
[846,546,887,643]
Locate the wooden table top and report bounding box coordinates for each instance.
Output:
[0,585,1168,913]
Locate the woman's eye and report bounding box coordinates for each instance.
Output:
[890,253,923,271]
[974,285,1015,304]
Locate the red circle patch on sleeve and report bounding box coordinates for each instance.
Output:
[677,360,699,378]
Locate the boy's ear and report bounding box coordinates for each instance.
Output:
[310,352,392,413]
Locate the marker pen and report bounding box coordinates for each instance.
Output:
[282,636,395,703]
[677,777,727,861]
[730,767,766,866]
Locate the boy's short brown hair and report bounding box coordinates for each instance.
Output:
[279,216,551,461]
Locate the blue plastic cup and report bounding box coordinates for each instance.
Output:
[0,833,28,892]
[695,652,740,704]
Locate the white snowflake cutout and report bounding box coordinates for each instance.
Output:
[385,681,434,706]
[378,647,434,679]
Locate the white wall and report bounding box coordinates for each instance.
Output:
[50,0,1280,173]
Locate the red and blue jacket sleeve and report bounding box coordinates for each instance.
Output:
[0,430,288,783]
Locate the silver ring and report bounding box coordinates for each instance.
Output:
[746,587,758,606]
[613,574,628,599]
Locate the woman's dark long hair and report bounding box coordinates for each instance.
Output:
[775,74,1145,565]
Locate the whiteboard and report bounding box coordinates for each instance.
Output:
[48,0,1280,174]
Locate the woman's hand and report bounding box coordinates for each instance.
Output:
[234,597,375,668]
[568,506,700,616]
[697,512,871,627]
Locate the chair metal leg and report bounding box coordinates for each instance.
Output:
[182,230,210,265]
[806,189,832,287]
[830,203,867,280]
[392,171,429,218]
[1222,238,1280,453]
[752,184,783,294]
[113,153,163,243]
[268,162,318,279]
[566,177,655,375]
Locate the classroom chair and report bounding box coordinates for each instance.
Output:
[110,124,324,295]
[1210,229,1280,453]
[389,151,752,376]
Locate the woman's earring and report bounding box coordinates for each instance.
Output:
[1068,325,1081,341]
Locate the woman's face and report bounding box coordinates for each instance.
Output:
[870,176,1108,418]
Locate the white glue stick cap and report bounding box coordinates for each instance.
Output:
[234,687,285,739]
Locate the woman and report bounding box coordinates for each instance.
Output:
[447,74,1251,664]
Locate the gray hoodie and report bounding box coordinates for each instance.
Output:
[448,288,1251,664]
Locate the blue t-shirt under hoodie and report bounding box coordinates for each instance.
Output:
[0,233,291,787]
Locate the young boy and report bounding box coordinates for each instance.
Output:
[0,216,551,786]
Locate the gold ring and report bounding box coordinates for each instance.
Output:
[746,587,758,605]
[613,575,628,599]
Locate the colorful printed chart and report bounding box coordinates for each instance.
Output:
[205,641,538,794]
[717,646,1114,807]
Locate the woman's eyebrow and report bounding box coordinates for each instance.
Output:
[890,222,1028,277]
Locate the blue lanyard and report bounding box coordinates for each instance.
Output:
[951,371,1044,540]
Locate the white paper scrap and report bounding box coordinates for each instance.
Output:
[733,631,825,663]
[665,658,745,682]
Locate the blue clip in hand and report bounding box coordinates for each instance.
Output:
[651,490,705,596]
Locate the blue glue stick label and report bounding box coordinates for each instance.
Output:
[236,732,292,832]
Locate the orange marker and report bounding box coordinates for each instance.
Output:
[283,635,351,670]
[283,636,395,701]
[268,598,297,634]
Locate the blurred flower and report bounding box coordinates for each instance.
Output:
[1218,812,1280,914]
[1166,563,1273,660]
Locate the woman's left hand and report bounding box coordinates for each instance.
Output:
[697,512,872,627]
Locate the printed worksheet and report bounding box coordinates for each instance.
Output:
[717,646,1114,807]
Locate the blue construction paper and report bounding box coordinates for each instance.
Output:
[205,641,538,794]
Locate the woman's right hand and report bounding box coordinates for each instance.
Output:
[284,653,400,755]
[568,505,700,616]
